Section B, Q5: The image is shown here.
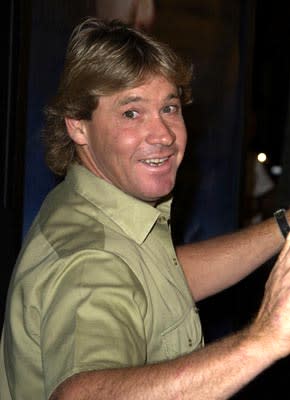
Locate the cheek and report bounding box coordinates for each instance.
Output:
[88,129,118,156]
[177,125,187,150]
[111,129,141,155]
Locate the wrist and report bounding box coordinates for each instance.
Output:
[240,324,280,367]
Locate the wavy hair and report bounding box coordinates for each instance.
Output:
[43,17,193,176]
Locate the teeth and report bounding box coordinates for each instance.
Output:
[142,157,168,166]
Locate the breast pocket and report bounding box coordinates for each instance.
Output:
[161,306,203,360]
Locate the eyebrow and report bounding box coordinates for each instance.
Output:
[118,96,143,106]
[117,92,180,106]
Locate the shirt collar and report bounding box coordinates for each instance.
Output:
[65,164,172,244]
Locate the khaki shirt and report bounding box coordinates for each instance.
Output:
[0,164,203,399]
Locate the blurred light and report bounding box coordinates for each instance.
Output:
[257,152,267,163]
[271,165,283,176]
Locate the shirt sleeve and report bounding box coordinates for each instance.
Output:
[41,249,147,398]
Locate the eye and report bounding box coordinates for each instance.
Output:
[123,110,138,119]
[163,105,178,114]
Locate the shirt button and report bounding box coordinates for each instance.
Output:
[173,257,178,266]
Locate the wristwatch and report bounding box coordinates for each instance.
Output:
[274,208,290,239]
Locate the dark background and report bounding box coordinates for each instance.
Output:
[1,1,290,398]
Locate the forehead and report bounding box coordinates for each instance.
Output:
[100,75,179,108]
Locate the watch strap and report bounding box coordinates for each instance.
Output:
[274,208,290,239]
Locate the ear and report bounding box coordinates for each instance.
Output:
[65,117,88,145]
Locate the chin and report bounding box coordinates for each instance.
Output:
[130,178,176,203]
[139,188,174,203]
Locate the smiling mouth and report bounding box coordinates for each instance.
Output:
[141,157,169,166]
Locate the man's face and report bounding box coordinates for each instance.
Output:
[77,75,187,204]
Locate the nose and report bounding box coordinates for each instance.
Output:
[146,116,176,146]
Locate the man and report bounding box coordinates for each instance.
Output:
[1,17,290,400]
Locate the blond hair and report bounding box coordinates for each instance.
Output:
[43,17,193,176]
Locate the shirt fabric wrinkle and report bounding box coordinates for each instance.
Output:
[0,163,203,400]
